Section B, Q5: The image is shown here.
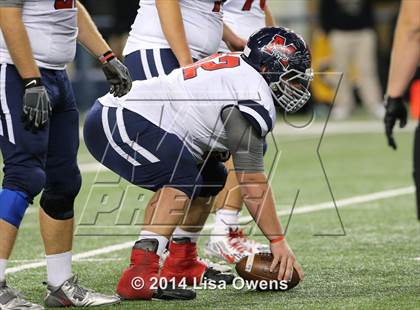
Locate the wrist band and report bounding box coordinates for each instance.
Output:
[99,51,115,64]
[23,77,43,89]
[270,235,285,244]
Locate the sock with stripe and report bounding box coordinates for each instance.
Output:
[211,209,240,242]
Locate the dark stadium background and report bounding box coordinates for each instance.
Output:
[73,0,418,116]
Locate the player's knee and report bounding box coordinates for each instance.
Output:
[198,161,228,198]
[0,189,30,228]
[3,166,46,199]
[26,167,47,198]
[40,169,81,220]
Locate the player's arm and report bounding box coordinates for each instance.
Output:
[0,1,50,131]
[264,4,276,27]
[76,1,111,58]
[221,106,303,282]
[387,0,420,97]
[222,23,247,51]
[76,1,131,97]
[384,0,420,149]
[155,0,193,67]
[0,3,39,78]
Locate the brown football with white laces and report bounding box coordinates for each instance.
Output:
[235,253,301,291]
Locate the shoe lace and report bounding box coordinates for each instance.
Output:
[227,228,247,253]
[228,228,265,252]
[228,227,248,239]
[70,276,92,298]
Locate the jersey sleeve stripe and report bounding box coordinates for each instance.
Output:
[237,100,273,136]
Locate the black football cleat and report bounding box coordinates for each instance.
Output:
[203,267,235,285]
[152,287,196,300]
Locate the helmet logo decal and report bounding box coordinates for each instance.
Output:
[262,35,297,69]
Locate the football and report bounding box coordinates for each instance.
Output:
[235,253,301,291]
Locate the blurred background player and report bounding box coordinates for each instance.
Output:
[206,0,276,263]
[118,0,246,285]
[123,0,245,79]
[383,0,420,220]
[0,0,131,308]
[84,26,312,300]
[320,0,384,120]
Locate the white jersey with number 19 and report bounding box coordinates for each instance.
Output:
[98,53,275,161]
[0,0,78,70]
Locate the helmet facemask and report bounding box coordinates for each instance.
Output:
[268,68,313,113]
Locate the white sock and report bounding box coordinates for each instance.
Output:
[46,251,72,287]
[0,259,7,282]
[172,226,200,244]
[211,209,240,242]
[138,230,169,257]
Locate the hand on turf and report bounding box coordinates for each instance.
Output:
[269,240,304,282]
[384,96,407,150]
[22,79,52,132]
[102,58,132,97]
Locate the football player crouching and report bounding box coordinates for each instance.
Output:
[83,26,312,300]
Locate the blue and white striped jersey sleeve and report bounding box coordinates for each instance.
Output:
[237,100,274,137]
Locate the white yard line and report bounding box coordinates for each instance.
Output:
[236,186,416,223]
[414,257,420,261]
[8,185,415,275]
[6,242,133,274]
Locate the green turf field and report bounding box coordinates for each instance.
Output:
[1,117,419,309]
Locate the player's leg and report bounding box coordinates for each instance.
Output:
[207,155,270,263]
[38,70,119,308]
[206,158,245,262]
[161,160,234,284]
[84,102,197,300]
[329,30,355,120]
[414,120,420,220]
[0,64,47,309]
[354,29,384,118]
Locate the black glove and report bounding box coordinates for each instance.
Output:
[384,96,407,150]
[100,51,132,97]
[22,77,52,132]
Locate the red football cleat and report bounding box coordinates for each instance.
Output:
[116,244,159,300]
[160,240,207,286]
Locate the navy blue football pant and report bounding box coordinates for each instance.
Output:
[84,101,227,199]
[0,64,81,221]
